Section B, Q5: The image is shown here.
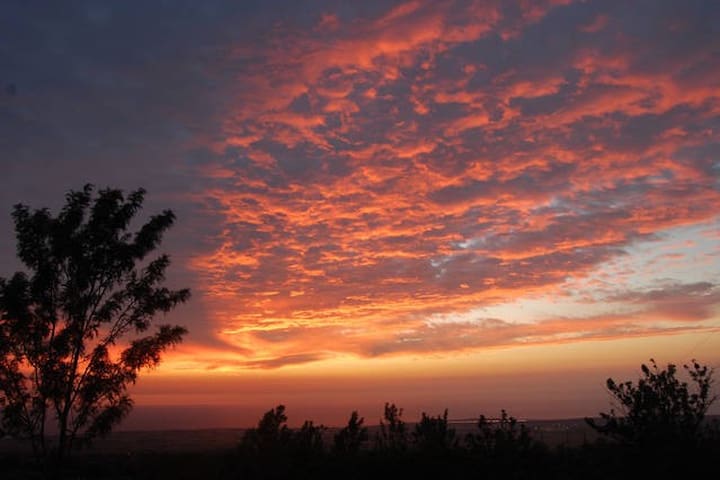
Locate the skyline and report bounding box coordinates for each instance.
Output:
[1,0,719,426]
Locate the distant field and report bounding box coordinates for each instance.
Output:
[2,418,718,480]
[0,418,601,455]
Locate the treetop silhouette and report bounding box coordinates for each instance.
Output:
[333,410,368,454]
[0,185,190,464]
[586,358,716,445]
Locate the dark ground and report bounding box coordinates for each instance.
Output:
[1,419,718,480]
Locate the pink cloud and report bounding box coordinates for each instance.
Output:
[182,0,720,366]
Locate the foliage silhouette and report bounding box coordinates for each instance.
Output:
[294,419,326,454]
[376,402,407,452]
[0,185,189,466]
[3,392,720,480]
[466,409,535,457]
[236,405,330,479]
[240,405,328,454]
[412,409,457,451]
[240,404,292,454]
[586,359,716,446]
[333,410,368,455]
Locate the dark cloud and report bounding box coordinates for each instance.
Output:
[605,282,720,321]
[242,353,328,369]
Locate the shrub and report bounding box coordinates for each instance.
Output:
[412,409,457,452]
[240,404,292,453]
[586,359,716,446]
[294,420,326,454]
[466,410,533,457]
[333,411,368,455]
[376,403,407,452]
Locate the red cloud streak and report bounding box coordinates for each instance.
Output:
[186,0,720,367]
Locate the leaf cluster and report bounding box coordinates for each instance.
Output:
[466,409,534,457]
[376,402,407,452]
[586,359,716,445]
[412,408,457,451]
[333,410,368,455]
[240,404,327,456]
[0,185,189,460]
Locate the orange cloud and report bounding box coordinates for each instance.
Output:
[180,0,720,370]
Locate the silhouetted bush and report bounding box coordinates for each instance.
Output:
[466,409,535,457]
[586,359,716,447]
[412,409,457,452]
[294,420,326,455]
[333,411,368,455]
[240,404,292,454]
[236,406,330,479]
[5,361,719,479]
[375,402,408,452]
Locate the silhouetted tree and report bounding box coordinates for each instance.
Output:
[333,410,368,454]
[586,359,716,446]
[294,420,326,454]
[466,410,533,457]
[412,409,457,451]
[0,185,189,466]
[241,404,292,453]
[376,402,407,451]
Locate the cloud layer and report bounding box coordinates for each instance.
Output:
[2,0,719,369]
[186,0,720,366]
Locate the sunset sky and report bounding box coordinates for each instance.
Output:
[1,0,719,428]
